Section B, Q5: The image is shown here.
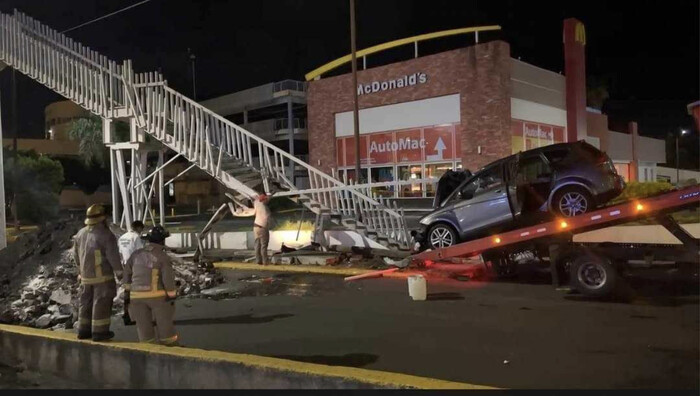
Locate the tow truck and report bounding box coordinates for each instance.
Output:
[347,185,699,298]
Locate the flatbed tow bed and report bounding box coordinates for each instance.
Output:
[348,186,699,297]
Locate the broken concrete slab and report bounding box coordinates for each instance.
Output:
[35,314,52,329]
[49,290,71,305]
[295,254,341,266]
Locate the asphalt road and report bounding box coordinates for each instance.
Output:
[111,268,699,389]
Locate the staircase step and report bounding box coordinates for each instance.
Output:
[223,167,257,176]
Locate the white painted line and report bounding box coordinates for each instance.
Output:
[609,210,621,216]
[536,228,546,233]
[591,215,602,220]
[520,232,530,237]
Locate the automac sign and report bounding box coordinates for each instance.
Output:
[357,72,428,96]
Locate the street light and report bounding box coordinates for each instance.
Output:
[676,129,689,184]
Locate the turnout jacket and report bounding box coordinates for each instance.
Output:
[73,223,122,285]
[123,244,177,300]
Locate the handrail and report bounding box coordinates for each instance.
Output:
[305,25,501,81]
[12,10,114,74]
[160,86,403,217]
[0,9,409,247]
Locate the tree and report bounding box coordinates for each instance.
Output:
[3,149,64,223]
[67,114,129,168]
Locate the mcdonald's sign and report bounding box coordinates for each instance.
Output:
[575,22,586,45]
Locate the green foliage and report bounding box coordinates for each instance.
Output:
[3,149,65,223]
[611,181,674,204]
[67,114,129,168]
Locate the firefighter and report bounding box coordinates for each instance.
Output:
[123,225,179,346]
[73,204,122,341]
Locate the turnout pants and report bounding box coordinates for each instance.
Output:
[254,226,269,265]
[78,281,117,334]
[128,298,178,345]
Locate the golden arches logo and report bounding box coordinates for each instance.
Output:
[575,22,586,45]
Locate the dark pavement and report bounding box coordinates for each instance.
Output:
[111,268,699,389]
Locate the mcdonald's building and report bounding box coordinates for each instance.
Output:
[305,18,667,200]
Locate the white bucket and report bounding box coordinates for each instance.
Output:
[407,275,427,301]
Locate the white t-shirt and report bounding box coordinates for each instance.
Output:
[253,199,271,228]
[118,230,145,264]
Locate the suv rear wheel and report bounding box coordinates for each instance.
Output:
[552,186,593,217]
[427,223,458,249]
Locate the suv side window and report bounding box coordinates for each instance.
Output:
[543,148,569,164]
[516,154,551,184]
[460,165,504,199]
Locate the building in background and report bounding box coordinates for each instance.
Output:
[200,80,309,186]
[305,19,668,200]
[2,100,84,156]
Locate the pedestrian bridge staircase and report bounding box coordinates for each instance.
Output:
[0,10,410,251]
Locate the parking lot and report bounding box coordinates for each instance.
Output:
[110,267,699,389]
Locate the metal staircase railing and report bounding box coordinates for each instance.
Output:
[0,9,410,249]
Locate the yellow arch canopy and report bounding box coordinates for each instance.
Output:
[305,25,502,81]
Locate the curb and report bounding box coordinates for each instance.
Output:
[213,262,375,277]
[0,324,495,389]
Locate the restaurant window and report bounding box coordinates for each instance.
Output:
[398,165,423,197]
[425,162,452,197]
[370,166,395,197]
[341,168,367,184]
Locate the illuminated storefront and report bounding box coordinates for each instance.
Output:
[336,124,461,197]
[306,20,666,198]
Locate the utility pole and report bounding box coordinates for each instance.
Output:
[10,68,18,232]
[188,48,197,100]
[0,84,6,249]
[676,129,688,184]
[350,0,362,183]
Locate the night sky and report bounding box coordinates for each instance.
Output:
[0,0,698,156]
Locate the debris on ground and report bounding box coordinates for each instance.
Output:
[0,216,224,330]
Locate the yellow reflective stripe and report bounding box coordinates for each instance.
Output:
[91,318,111,326]
[151,268,159,292]
[143,338,157,344]
[81,275,113,285]
[131,290,167,299]
[94,250,103,278]
[123,284,131,291]
[160,334,178,345]
[79,318,91,325]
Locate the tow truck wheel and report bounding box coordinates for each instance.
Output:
[569,253,618,297]
[427,224,458,249]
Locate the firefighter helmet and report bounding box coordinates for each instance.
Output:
[85,204,106,226]
[145,225,170,244]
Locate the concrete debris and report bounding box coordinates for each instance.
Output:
[50,289,72,305]
[383,257,410,268]
[0,217,224,330]
[35,314,53,329]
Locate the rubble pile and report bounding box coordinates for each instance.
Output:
[168,253,225,296]
[0,217,224,330]
[0,219,82,329]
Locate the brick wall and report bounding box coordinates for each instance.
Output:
[307,40,512,174]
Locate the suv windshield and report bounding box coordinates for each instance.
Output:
[444,163,504,204]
